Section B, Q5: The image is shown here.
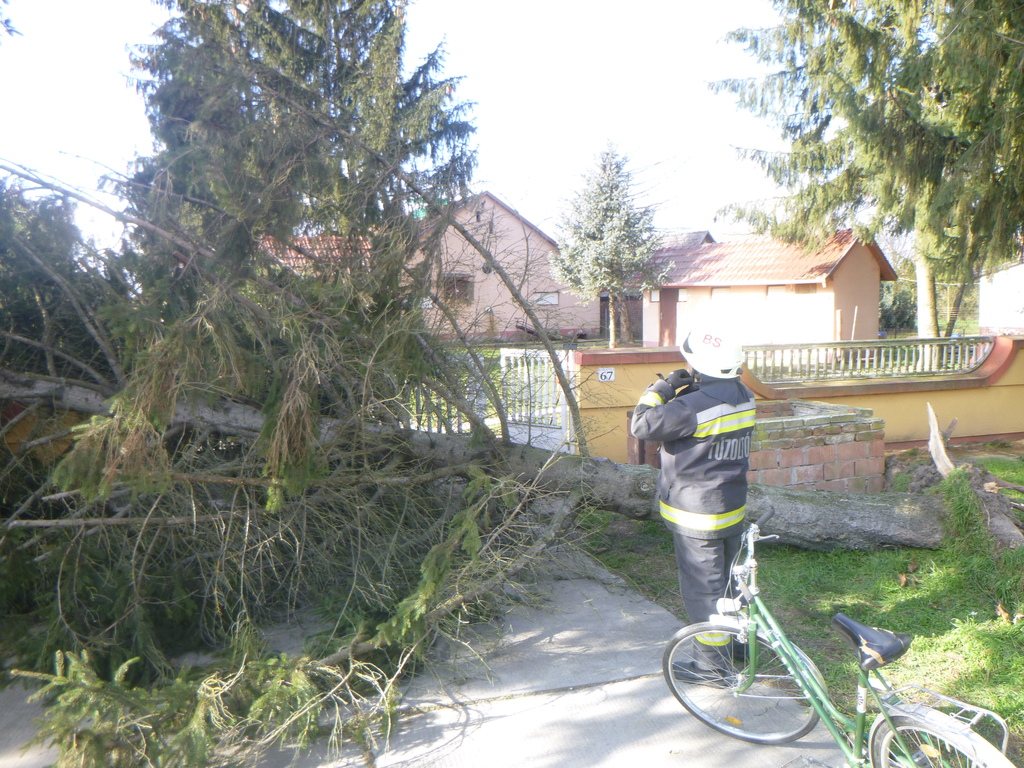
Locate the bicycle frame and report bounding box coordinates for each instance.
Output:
[708,522,940,768]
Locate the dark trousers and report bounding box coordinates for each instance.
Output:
[672,530,742,625]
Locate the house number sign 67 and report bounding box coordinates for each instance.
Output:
[597,368,615,382]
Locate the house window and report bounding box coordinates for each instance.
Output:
[677,288,688,302]
[532,291,559,306]
[650,289,660,303]
[441,274,474,303]
[794,284,818,294]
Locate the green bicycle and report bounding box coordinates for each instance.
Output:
[662,510,1015,768]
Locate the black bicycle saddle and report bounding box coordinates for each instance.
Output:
[830,613,913,671]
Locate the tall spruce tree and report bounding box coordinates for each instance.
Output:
[717,0,1024,336]
[553,147,663,348]
[86,0,484,646]
[130,0,474,260]
[0,3,547,764]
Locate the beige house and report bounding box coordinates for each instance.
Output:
[424,192,601,340]
[643,230,897,347]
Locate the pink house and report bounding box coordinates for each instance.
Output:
[424,192,601,340]
[263,193,602,341]
[643,230,898,347]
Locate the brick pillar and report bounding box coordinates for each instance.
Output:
[625,410,660,468]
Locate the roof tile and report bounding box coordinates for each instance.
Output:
[657,229,888,287]
[263,235,370,270]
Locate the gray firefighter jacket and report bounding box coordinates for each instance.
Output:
[630,377,756,540]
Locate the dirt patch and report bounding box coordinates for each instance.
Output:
[885,439,1024,492]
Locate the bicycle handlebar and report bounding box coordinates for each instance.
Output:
[752,509,775,529]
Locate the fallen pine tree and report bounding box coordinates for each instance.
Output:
[8,371,1021,559]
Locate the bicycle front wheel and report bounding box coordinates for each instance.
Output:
[663,622,821,745]
[870,715,1015,768]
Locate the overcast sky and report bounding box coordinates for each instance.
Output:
[0,0,783,244]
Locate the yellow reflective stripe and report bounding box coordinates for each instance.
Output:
[693,406,755,438]
[659,502,746,531]
[638,392,665,407]
[696,632,732,647]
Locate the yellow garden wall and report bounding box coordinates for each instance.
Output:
[572,347,687,463]
[742,336,1024,448]
[571,337,1024,462]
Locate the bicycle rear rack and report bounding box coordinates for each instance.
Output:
[886,684,1010,754]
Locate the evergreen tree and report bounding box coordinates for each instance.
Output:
[130,0,474,261]
[716,0,1024,336]
[0,3,520,763]
[553,147,664,348]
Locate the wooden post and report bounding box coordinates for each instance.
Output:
[625,410,660,468]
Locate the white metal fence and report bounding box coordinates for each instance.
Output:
[401,349,575,452]
[403,383,471,434]
[744,336,995,383]
[499,348,574,453]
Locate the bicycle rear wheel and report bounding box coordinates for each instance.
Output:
[663,622,821,745]
[870,715,1015,768]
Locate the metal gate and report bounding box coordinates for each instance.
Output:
[499,348,574,453]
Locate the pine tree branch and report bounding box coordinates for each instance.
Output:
[0,161,220,270]
[13,426,76,455]
[210,81,584,454]
[0,399,41,441]
[425,492,581,623]
[13,235,126,387]
[404,273,510,443]
[314,491,582,668]
[0,330,111,387]
[6,515,228,529]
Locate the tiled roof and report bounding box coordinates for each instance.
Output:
[660,230,716,249]
[263,235,371,271]
[657,229,896,287]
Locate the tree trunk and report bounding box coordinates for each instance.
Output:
[942,280,968,338]
[615,293,633,346]
[608,293,619,348]
[7,371,1022,551]
[407,431,955,549]
[915,252,939,338]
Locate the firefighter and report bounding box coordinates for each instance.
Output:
[630,325,755,678]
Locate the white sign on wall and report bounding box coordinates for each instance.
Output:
[597,368,615,382]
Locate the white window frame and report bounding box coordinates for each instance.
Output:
[532,291,559,306]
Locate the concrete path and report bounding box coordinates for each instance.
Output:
[0,692,50,768]
[1,553,846,768]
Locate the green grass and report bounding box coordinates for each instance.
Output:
[575,467,1024,761]
[974,456,1024,502]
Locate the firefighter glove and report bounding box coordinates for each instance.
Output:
[665,368,694,396]
[644,375,676,403]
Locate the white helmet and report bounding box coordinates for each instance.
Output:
[680,327,745,378]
